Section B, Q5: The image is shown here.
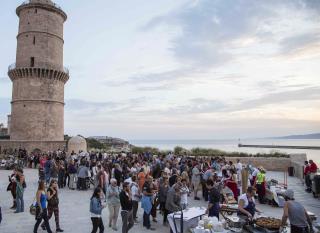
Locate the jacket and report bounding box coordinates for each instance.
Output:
[90,197,102,215]
[165,187,181,212]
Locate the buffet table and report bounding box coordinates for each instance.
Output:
[168,207,207,233]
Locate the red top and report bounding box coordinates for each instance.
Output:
[309,162,318,173]
[304,165,310,175]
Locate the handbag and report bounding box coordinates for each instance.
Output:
[29,198,37,215]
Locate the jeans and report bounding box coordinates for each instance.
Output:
[132,201,139,219]
[121,210,134,233]
[305,174,312,190]
[16,194,24,213]
[143,211,151,229]
[34,208,52,233]
[91,217,104,233]
[108,204,120,228]
[45,173,50,185]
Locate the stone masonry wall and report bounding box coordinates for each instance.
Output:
[226,153,307,179]
[0,140,66,153]
[226,157,291,171]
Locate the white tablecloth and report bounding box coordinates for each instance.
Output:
[168,207,207,233]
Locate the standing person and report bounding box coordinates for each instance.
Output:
[254,167,266,204]
[90,187,106,233]
[130,176,141,222]
[97,165,106,197]
[34,181,53,233]
[68,160,77,190]
[137,168,146,191]
[308,160,318,191]
[304,161,311,191]
[7,169,17,210]
[180,179,189,210]
[281,190,313,233]
[192,164,201,200]
[159,177,169,225]
[58,160,65,189]
[44,157,52,185]
[202,167,213,201]
[120,182,134,233]
[141,176,155,230]
[206,179,220,219]
[165,183,182,224]
[250,167,259,186]
[151,178,159,223]
[106,178,121,231]
[15,168,25,213]
[40,180,64,232]
[78,162,89,190]
[236,159,242,185]
[50,159,59,182]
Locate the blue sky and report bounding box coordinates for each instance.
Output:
[0,0,320,140]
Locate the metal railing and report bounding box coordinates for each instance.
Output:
[8,62,69,75]
[20,0,63,11]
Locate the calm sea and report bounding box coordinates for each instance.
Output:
[130,139,320,165]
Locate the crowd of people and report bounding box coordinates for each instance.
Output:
[2,149,319,233]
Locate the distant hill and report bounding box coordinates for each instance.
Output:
[273,133,320,139]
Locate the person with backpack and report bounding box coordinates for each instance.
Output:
[40,180,64,232]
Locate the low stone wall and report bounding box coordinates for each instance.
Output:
[226,156,291,171]
[0,140,66,153]
[226,153,307,179]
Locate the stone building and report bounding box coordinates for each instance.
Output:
[0,0,69,152]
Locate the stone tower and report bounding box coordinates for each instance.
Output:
[6,0,69,151]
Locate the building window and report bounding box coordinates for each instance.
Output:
[30,57,35,67]
[35,9,37,13]
[33,36,36,45]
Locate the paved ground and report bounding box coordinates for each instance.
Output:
[0,169,319,233]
